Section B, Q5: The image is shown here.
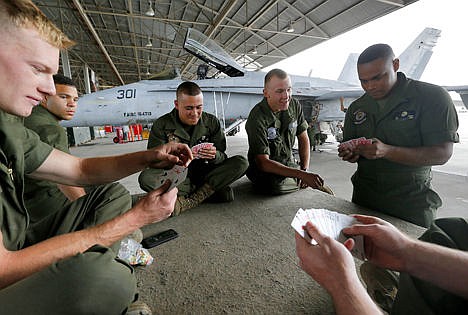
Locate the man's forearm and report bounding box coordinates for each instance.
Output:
[33,149,153,186]
[383,142,452,166]
[405,240,468,298]
[297,131,310,169]
[330,278,383,315]
[80,151,152,184]
[256,156,303,179]
[0,209,140,289]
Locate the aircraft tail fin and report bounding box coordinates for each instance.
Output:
[398,27,440,80]
[337,27,440,85]
[337,53,360,85]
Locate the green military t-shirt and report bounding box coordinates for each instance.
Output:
[342,72,459,226]
[147,108,227,164]
[246,97,308,167]
[23,105,70,201]
[0,109,53,250]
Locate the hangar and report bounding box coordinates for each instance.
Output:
[35,0,418,91]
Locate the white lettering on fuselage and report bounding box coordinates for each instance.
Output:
[123,112,152,117]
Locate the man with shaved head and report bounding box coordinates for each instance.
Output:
[338,43,460,313]
[339,43,459,228]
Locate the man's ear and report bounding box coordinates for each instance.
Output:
[40,95,49,107]
[263,88,267,98]
[392,58,400,72]
[174,100,178,110]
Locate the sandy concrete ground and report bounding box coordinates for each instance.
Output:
[69,133,468,314]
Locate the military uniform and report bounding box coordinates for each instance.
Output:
[0,109,136,313]
[343,72,459,227]
[138,109,248,195]
[391,218,468,315]
[23,105,73,221]
[245,97,309,194]
[392,217,468,315]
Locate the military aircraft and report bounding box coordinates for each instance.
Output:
[63,27,451,140]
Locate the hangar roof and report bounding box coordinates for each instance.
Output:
[34,0,418,90]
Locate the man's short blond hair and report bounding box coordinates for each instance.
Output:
[0,0,74,49]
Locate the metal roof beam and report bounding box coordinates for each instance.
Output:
[71,0,124,84]
[374,0,405,7]
[126,0,142,80]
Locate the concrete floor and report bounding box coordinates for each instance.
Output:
[70,133,466,314]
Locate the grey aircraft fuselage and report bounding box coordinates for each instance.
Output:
[62,27,449,133]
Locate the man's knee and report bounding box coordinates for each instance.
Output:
[206,155,248,189]
[249,174,298,195]
[230,155,249,175]
[57,247,136,314]
[138,168,164,192]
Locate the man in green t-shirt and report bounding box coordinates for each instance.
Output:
[338,44,459,228]
[0,2,192,313]
[23,73,86,221]
[245,68,332,195]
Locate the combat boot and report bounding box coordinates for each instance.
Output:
[126,300,152,315]
[172,183,215,216]
[207,185,234,203]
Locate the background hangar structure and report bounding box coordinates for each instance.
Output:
[35,0,419,93]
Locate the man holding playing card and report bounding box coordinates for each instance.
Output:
[139,81,248,215]
[245,68,332,195]
[295,215,468,314]
[0,1,192,313]
[338,43,459,228]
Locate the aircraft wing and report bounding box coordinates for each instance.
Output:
[444,85,468,109]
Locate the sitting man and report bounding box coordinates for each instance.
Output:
[139,81,248,215]
[245,68,332,195]
[0,1,192,313]
[295,215,468,314]
[23,73,87,222]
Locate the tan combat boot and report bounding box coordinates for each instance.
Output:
[172,183,215,216]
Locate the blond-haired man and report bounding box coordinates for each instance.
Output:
[0,1,192,314]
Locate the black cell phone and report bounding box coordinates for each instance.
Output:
[141,229,179,249]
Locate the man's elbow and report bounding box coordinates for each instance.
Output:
[433,143,454,165]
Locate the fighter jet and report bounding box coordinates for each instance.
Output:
[63,27,445,139]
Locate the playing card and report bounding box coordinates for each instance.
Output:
[339,137,372,151]
[191,142,214,159]
[291,208,312,242]
[167,165,188,190]
[158,165,188,191]
[291,208,366,260]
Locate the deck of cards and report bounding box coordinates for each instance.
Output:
[291,208,366,260]
[191,142,214,159]
[339,137,372,151]
[158,165,188,191]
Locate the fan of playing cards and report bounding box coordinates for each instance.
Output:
[291,208,366,260]
[191,142,214,159]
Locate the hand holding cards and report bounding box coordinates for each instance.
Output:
[158,165,188,191]
[191,142,214,159]
[291,208,366,260]
[338,137,372,151]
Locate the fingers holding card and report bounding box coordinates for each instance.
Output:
[291,208,366,260]
[338,137,372,151]
[158,165,188,191]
